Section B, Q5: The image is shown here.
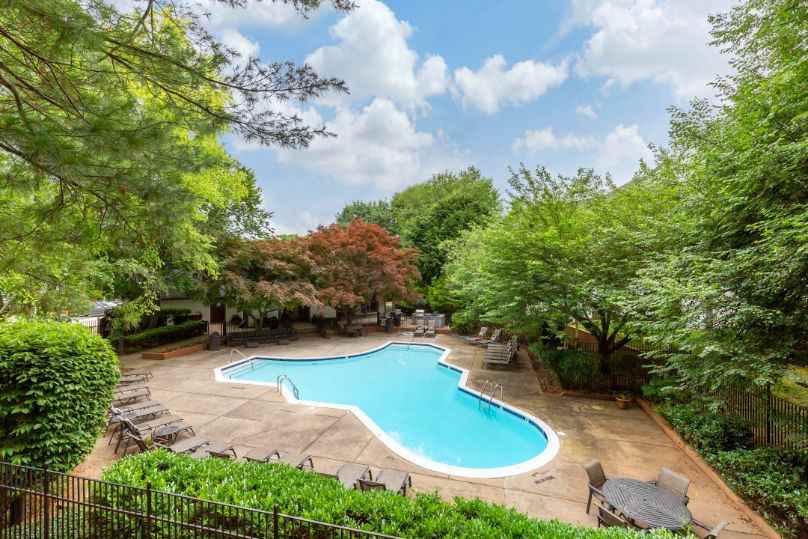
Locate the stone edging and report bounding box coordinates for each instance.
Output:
[636,399,781,539]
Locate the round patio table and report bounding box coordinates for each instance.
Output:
[602,478,692,530]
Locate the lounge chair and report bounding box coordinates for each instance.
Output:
[413,324,425,337]
[118,373,149,385]
[650,467,690,503]
[319,463,371,489]
[464,327,489,343]
[191,441,237,460]
[122,369,153,380]
[244,448,314,470]
[112,386,150,405]
[117,418,194,454]
[483,336,519,366]
[424,319,436,338]
[693,520,728,539]
[358,469,412,495]
[106,403,169,441]
[161,436,212,455]
[475,328,502,346]
[583,460,608,514]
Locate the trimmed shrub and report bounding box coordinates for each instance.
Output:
[0,320,119,471]
[659,402,805,537]
[530,344,599,389]
[658,402,753,453]
[706,449,808,535]
[102,451,676,539]
[123,319,207,351]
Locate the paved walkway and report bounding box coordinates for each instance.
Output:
[81,333,764,537]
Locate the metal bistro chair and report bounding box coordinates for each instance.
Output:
[651,467,691,504]
[584,460,608,514]
[596,503,635,529]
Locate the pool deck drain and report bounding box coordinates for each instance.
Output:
[79,333,765,538]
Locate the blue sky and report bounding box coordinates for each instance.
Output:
[201,0,736,233]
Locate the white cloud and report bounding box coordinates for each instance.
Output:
[575,104,598,119]
[219,29,260,62]
[513,128,598,153]
[274,98,465,191]
[594,124,653,183]
[513,124,652,184]
[571,0,734,98]
[272,210,324,235]
[195,0,312,29]
[305,0,448,109]
[452,55,569,114]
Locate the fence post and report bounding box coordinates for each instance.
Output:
[144,482,152,539]
[273,504,279,539]
[765,383,773,446]
[42,465,49,539]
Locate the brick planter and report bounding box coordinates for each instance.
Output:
[141,342,206,360]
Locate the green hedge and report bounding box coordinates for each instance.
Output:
[658,402,807,537]
[123,319,207,350]
[0,320,119,471]
[102,451,675,539]
[530,343,599,389]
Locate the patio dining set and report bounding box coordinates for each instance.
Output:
[585,460,728,537]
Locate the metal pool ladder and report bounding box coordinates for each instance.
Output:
[230,348,257,371]
[276,374,300,400]
[478,380,503,411]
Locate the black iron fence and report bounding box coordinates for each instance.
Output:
[712,384,808,451]
[0,462,397,539]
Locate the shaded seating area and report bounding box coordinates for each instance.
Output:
[463,326,489,344]
[226,325,299,347]
[474,327,502,347]
[583,461,726,536]
[483,335,519,366]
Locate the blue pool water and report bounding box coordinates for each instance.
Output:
[223,343,552,473]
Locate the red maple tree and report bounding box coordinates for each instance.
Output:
[306,220,421,322]
[218,237,322,328]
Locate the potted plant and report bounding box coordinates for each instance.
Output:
[615,392,633,409]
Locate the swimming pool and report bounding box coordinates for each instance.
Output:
[215,342,559,478]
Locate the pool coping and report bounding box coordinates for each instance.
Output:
[213,341,560,479]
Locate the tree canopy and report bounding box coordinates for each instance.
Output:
[334,167,501,299]
[0,0,350,317]
[627,0,808,389]
[216,237,321,328]
[307,220,420,321]
[443,0,808,389]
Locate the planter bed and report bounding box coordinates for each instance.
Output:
[141,342,206,360]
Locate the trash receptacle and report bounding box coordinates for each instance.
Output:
[209,332,221,351]
[385,317,394,333]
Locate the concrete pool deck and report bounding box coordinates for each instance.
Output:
[81,333,765,538]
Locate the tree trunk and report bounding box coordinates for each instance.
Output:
[598,339,612,376]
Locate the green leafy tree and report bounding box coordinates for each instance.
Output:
[0,0,350,317]
[445,165,679,369]
[335,200,397,233]
[629,0,808,389]
[391,167,501,286]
